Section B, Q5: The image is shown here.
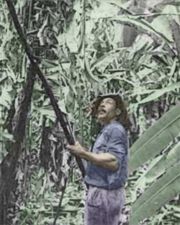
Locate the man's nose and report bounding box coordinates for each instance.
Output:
[99,101,105,107]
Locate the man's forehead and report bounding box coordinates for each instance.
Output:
[98,97,117,107]
[101,97,115,102]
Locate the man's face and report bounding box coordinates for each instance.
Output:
[96,97,118,124]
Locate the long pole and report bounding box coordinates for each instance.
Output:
[5,0,85,177]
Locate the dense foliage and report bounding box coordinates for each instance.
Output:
[0,0,180,224]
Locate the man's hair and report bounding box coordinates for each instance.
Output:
[114,97,131,130]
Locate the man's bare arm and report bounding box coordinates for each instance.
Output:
[67,142,118,171]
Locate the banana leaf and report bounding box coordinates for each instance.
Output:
[129,162,180,225]
[129,104,180,172]
[133,142,180,193]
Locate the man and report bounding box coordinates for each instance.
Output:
[67,94,130,225]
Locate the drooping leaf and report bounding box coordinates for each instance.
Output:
[111,15,172,45]
[139,82,180,104]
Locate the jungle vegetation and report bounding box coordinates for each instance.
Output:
[0,0,180,224]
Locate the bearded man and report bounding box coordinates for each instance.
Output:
[67,94,130,225]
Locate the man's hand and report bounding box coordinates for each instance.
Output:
[66,141,86,156]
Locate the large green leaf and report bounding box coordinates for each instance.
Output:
[129,162,180,225]
[133,142,180,195]
[129,104,180,172]
[145,142,180,180]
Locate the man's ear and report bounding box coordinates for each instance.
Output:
[115,108,121,116]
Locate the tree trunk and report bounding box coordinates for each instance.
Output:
[0,66,35,225]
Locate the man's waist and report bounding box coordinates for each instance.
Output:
[84,176,125,190]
